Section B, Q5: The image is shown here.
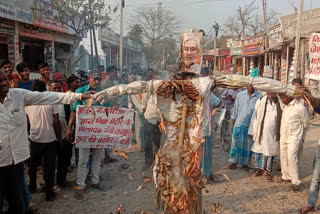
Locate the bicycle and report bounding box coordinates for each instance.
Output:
[218,107,232,152]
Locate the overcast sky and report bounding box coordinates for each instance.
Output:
[108,0,320,36]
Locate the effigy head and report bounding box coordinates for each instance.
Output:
[180,29,203,75]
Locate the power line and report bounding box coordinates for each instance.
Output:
[105,0,225,8]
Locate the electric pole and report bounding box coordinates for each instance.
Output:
[293,0,303,78]
[89,0,99,67]
[213,28,217,71]
[262,0,268,65]
[90,28,94,69]
[120,0,124,73]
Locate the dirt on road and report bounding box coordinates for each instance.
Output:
[32,119,320,214]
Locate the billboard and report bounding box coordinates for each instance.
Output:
[0,0,33,24]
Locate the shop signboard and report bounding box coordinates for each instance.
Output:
[242,36,264,56]
[280,8,320,39]
[308,33,320,80]
[7,35,19,66]
[0,0,33,24]
[34,0,69,34]
[203,50,215,55]
[0,19,14,35]
[227,39,242,56]
[268,24,283,49]
[214,49,230,56]
[7,36,14,63]
[19,23,54,41]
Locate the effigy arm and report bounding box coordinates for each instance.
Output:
[216,75,296,96]
[91,80,160,105]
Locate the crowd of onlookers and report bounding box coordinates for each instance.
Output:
[2,60,320,214]
[0,60,161,213]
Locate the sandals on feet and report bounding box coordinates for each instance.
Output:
[92,183,110,191]
[75,189,84,200]
[225,163,237,170]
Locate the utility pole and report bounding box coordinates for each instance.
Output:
[89,0,99,67]
[120,0,124,74]
[262,0,268,66]
[90,28,94,69]
[213,28,217,71]
[293,0,303,78]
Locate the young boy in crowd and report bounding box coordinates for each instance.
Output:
[26,80,61,201]
[16,62,33,91]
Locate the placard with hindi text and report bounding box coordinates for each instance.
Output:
[75,106,134,149]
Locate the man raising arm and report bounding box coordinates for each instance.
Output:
[0,70,91,214]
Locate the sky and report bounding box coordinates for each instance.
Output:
[107,0,320,36]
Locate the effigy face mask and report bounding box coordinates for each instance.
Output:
[180,31,203,75]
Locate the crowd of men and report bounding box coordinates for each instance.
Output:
[1,59,320,214]
[0,60,161,213]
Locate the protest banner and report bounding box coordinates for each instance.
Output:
[75,106,134,149]
[308,33,320,80]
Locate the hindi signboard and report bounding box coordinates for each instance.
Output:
[34,0,70,34]
[268,24,283,49]
[75,106,134,149]
[19,23,54,41]
[308,33,320,80]
[242,36,264,56]
[0,0,33,24]
[227,39,242,56]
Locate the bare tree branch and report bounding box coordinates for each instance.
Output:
[223,2,279,38]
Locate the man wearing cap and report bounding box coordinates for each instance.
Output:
[66,69,111,200]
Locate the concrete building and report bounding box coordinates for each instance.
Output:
[77,27,145,72]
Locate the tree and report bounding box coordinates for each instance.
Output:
[52,0,115,75]
[223,1,279,38]
[247,9,279,36]
[131,3,181,67]
[131,6,181,43]
[130,5,181,67]
[223,1,257,38]
[127,24,143,44]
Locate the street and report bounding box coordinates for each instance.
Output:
[31,118,320,214]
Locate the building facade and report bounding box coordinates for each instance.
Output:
[78,27,145,72]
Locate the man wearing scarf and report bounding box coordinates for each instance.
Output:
[248,93,281,181]
[52,72,68,92]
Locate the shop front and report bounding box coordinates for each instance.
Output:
[227,39,243,74]
[203,50,215,70]
[242,35,264,76]
[0,18,15,62]
[214,49,231,73]
[19,23,54,71]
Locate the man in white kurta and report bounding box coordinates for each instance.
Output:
[249,93,281,181]
[279,95,309,191]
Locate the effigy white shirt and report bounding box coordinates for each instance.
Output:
[97,77,214,147]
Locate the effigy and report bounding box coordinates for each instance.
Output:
[90,29,306,213]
